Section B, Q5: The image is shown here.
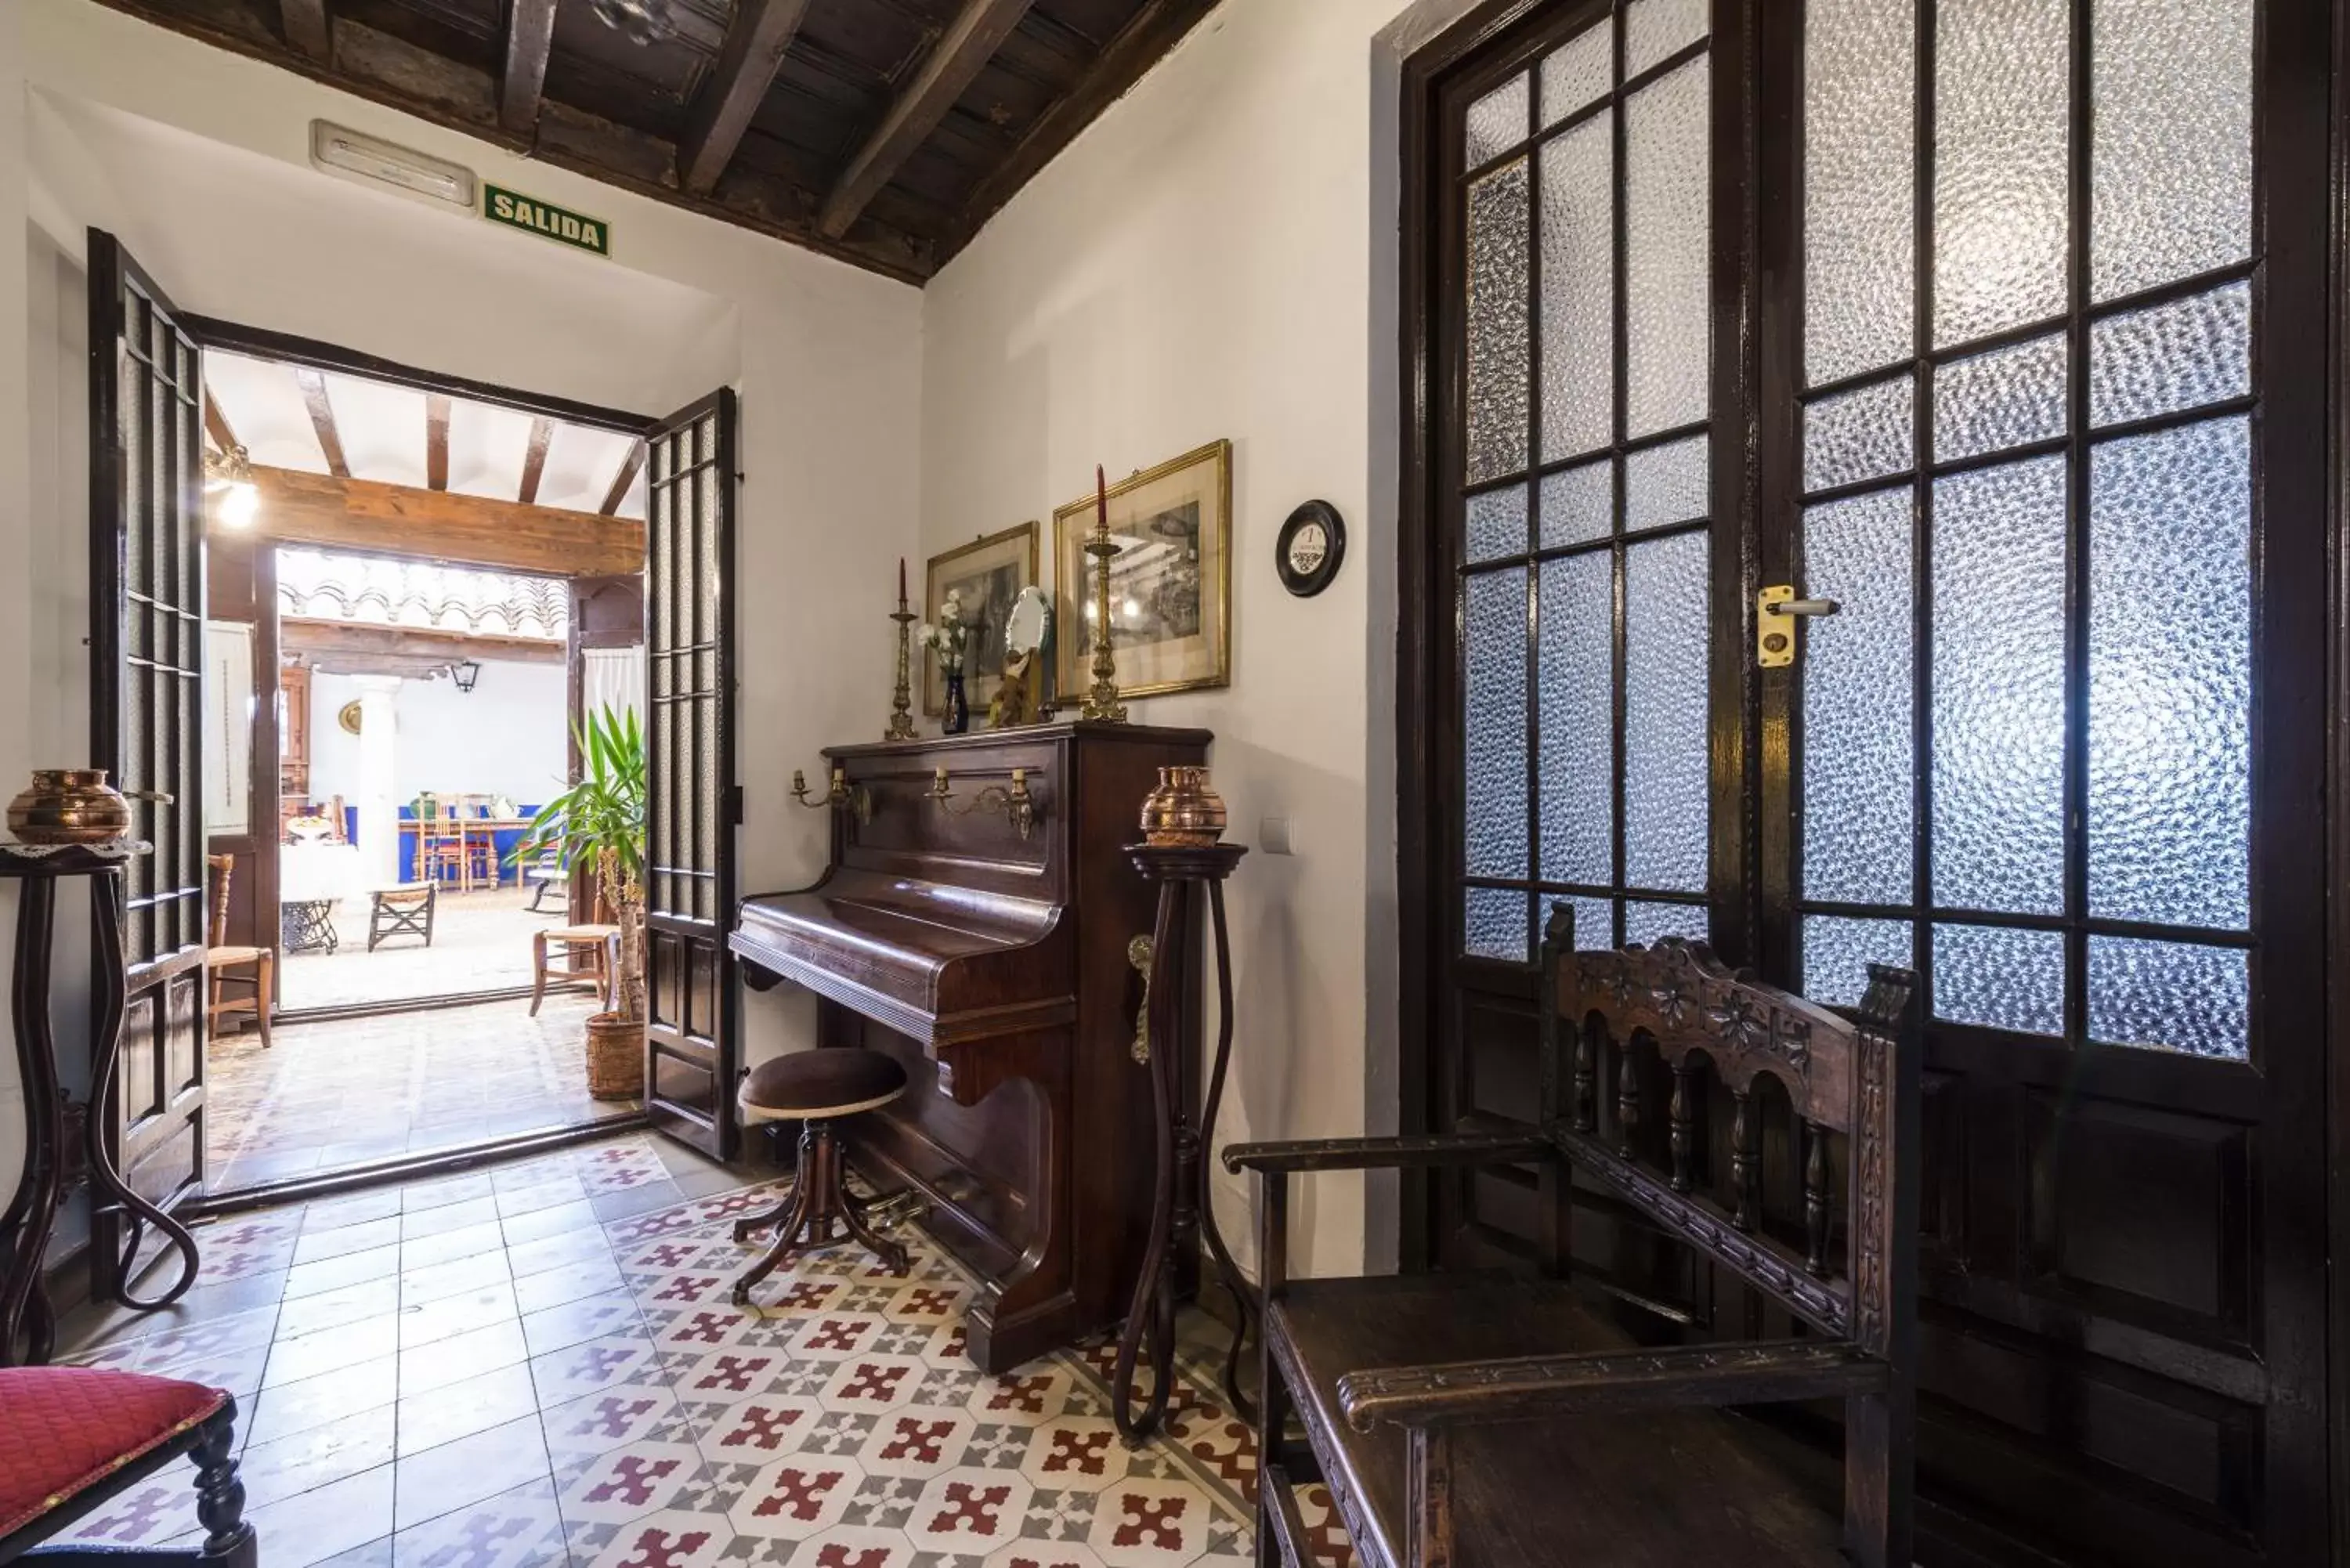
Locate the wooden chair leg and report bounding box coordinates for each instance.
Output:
[530,930,550,1017]
[191,1402,255,1568]
[255,952,273,1049]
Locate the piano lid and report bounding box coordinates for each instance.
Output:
[731,867,1073,1048]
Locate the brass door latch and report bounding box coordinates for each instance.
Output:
[1756,585,1841,668]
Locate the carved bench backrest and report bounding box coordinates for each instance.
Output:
[1537,901,1918,1353]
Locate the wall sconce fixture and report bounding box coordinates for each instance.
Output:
[928,766,1038,841]
[204,444,259,530]
[791,766,872,826]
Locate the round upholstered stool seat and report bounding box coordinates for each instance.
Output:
[738,1048,907,1124]
[728,1048,912,1304]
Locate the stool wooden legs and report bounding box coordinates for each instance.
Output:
[530,931,551,1017]
[731,1119,909,1306]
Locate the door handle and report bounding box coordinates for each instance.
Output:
[1756,586,1841,668]
[126,789,174,805]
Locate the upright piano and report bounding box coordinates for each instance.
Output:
[729,720,1210,1373]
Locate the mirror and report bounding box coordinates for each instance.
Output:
[1005,583,1050,657]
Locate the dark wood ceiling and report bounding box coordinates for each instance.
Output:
[90,0,1225,283]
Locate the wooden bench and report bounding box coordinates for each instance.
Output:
[1226,905,1921,1568]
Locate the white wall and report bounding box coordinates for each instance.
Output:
[0,0,926,1216]
[920,0,1478,1277]
[309,661,570,810]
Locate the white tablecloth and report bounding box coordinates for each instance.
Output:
[280,842,363,904]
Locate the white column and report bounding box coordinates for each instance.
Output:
[355,675,402,891]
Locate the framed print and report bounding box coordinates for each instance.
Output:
[923,522,1039,719]
[1053,439,1232,702]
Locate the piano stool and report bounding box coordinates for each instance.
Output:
[729,1047,914,1303]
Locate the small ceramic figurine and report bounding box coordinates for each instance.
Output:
[920,589,973,734]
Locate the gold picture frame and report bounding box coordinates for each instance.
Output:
[1052,438,1232,703]
[922,522,1041,720]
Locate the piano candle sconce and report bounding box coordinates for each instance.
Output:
[927,766,1038,840]
[791,766,873,826]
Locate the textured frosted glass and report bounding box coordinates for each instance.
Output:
[1465,570,1529,879]
[1466,71,1531,168]
[1625,435,1707,529]
[1935,333,2067,461]
[1466,485,1528,562]
[1934,923,2065,1034]
[2092,0,2252,302]
[1934,0,2070,347]
[1540,553,1614,887]
[2088,282,2251,430]
[1541,461,1614,547]
[1467,161,1531,483]
[1625,59,1711,438]
[1804,916,1912,1009]
[2088,417,2250,929]
[1541,113,1615,462]
[1624,530,1709,892]
[1804,375,1914,493]
[1627,0,1708,77]
[1626,901,1708,948]
[1802,488,1914,905]
[2088,938,2248,1059]
[1557,896,1615,951]
[1465,887,1530,962]
[1542,25,1614,128]
[1803,0,1915,387]
[1932,457,2066,915]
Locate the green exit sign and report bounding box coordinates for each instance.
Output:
[484,183,610,258]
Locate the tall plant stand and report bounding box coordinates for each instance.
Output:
[1111,841,1253,1442]
[0,842,199,1366]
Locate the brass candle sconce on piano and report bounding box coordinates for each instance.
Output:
[927,766,1038,841]
[790,766,872,827]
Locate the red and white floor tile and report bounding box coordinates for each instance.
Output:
[52,1131,1349,1568]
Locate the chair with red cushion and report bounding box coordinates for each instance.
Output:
[0,1367,254,1568]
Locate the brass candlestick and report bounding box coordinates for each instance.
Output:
[885,595,920,742]
[1080,513,1128,723]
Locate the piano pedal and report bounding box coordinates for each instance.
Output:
[862,1189,927,1234]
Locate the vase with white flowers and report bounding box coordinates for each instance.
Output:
[920,588,973,735]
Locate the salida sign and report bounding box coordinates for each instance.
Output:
[483,183,611,258]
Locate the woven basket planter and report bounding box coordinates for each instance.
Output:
[586,1012,645,1100]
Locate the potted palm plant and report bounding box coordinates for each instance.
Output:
[512,703,647,1099]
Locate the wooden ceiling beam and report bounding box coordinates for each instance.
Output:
[280,0,330,63]
[500,0,557,135]
[600,441,646,516]
[219,465,645,577]
[678,0,816,196]
[294,367,350,479]
[425,393,452,491]
[282,616,566,670]
[818,0,1038,240]
[517,417,555,505]
[203,392,240,456]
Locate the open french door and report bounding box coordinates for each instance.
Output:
[641,390,739,1159]
[86,229,209,1294]
[1408,1,2328,1563]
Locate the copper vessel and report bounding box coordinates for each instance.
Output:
[1139,765,1227,847]
[7,768,133,845]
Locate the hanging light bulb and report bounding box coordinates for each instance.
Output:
[205,443,260,528]
[218,481,261,530]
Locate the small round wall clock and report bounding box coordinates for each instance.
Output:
[1275,500,1346,597]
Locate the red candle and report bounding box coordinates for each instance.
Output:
[1096,464,1107,527]
[898,556,906,604]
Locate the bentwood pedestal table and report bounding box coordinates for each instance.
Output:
[0,840,201,1366]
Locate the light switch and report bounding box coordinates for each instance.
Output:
[1260,815,1295,855]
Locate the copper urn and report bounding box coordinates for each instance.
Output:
[7,768,133,845]
[1138,765,1227,847]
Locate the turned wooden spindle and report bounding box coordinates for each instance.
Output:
[1803,1120,1831,1276]
[1615,1047,1640,1159]
[1573,1028,1597,1132]
[1730,1088,1758,1232]
[1668,1063,1697,1193]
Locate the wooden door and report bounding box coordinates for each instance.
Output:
[86,229,210,1292]
[1401,2,2329,1564]
[641,391,739,1158]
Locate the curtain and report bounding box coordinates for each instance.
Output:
[582,647,644,727]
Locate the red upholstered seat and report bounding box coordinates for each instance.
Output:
[0,1367,228,1538]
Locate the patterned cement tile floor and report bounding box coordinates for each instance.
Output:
[279,887,567,1013]
[206,993,640,1192]
[50,1132,1358,1568]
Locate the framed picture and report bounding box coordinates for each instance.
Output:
[923,522,1040,719]
[1053,439,1232,702]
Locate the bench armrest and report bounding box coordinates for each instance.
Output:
[1221,1131,1554,1176]
[1336,1340,1888,1433]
